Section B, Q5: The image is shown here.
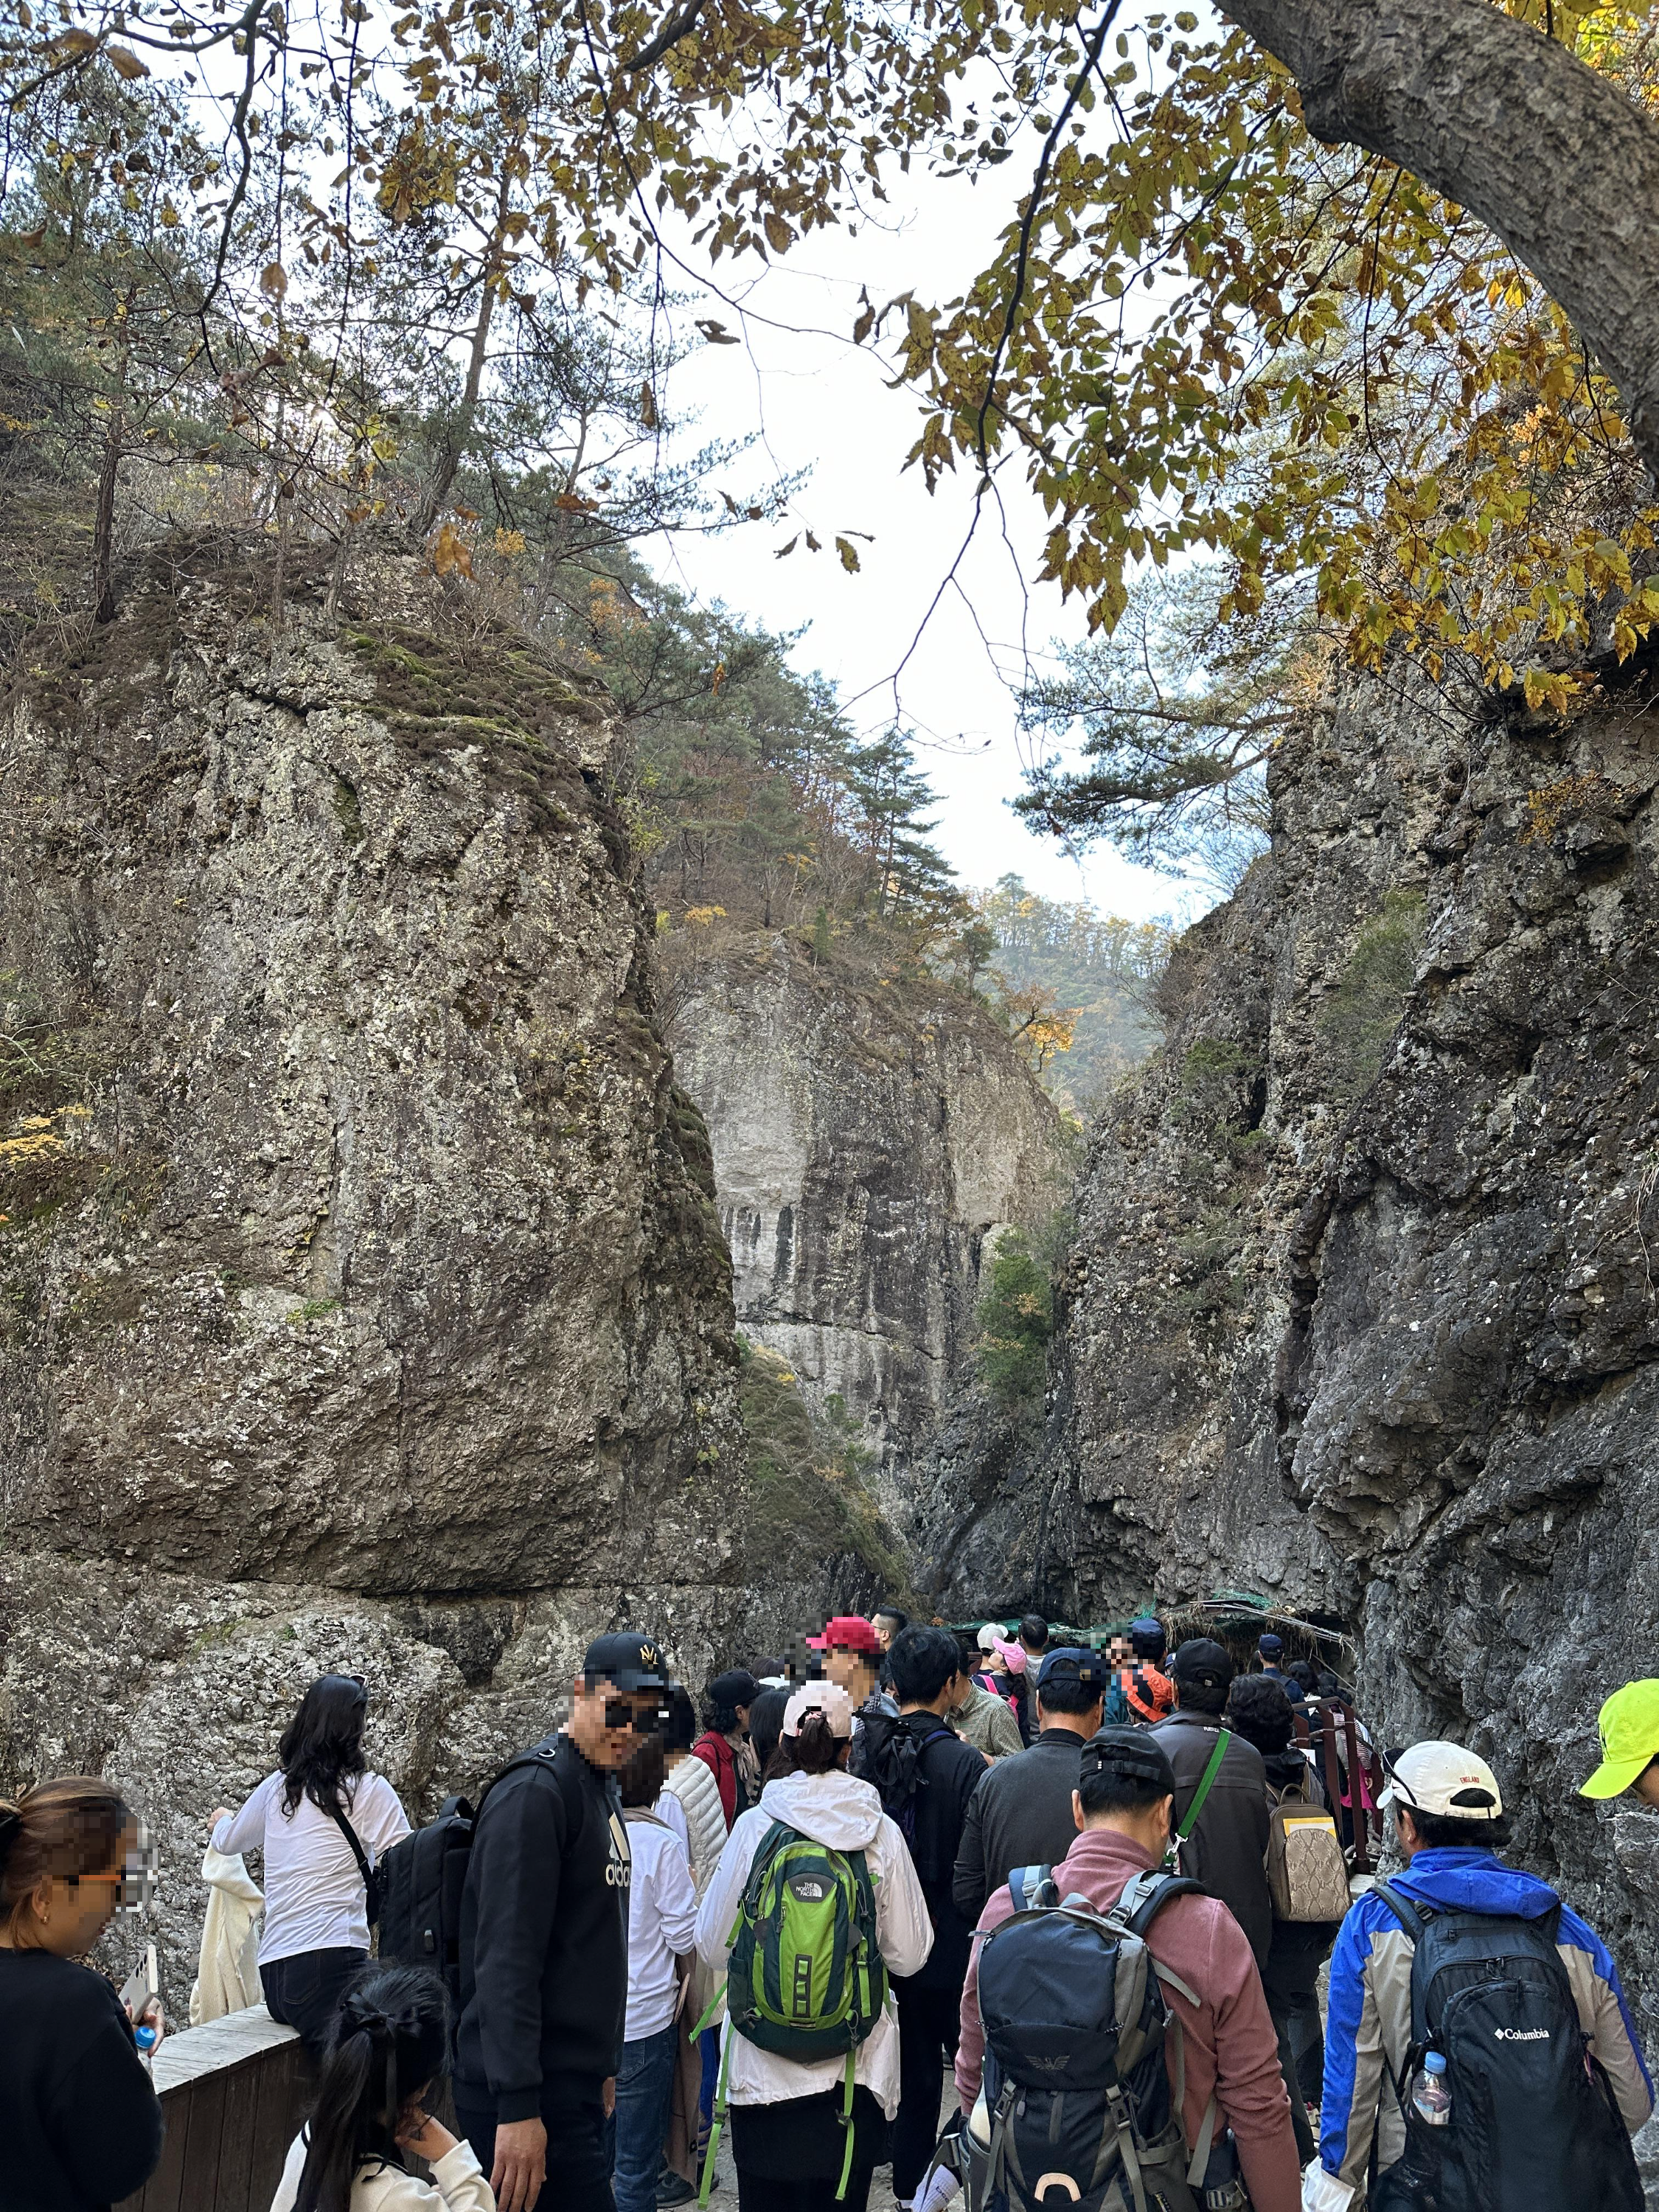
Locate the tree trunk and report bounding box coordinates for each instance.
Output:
[1216,0,1659,479]
[418,174,512,532]
[91,398,122,625]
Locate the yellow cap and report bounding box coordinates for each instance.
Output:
[1579,1680,1659,1799]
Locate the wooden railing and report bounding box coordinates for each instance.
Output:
[116,2004,312,2212]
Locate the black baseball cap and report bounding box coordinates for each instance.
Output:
[1037,1645,1109,1694]
[1080,1727,1178,1795]
[709,1667,759,1710]
[582,1631,672,1692]
[1259,1632,1284,1660]
[1170,1637,1234,1693]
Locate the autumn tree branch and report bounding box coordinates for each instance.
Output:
[1215,0,1659,479]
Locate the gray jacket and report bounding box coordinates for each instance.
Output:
[951,1728,1087,1924]
[1150,1708,1272,1966]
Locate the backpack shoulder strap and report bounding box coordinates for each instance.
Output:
[1371,1877,1430,1945]
[326,1802,380,1923]
[1176,1728,1233,1843]
[1006,1863,1057,1914]
[477,1742,583,1846]
[1115,1867,1207,1938]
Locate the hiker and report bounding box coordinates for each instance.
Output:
[1225,1674,1341,2168]
[1150,1638,1273,1967]
[945,1660,1023,1765]
[871,1606,908,1697]
[951,1646,1107,1924]
[745,1686,790,1785]
[211,1672,411,2056]
[1579,1679,1659,1806]
[1310,1739,1652,2211]
[272,1963,492,2212]
[808,1617,894,1722]
[658,1686,727,2204]
[969,1628,1027,1744]
[692,1670,759,1831]
[1256,1632,1289,1680]
[860,1627,987,2210]
[693,1680,932,2212]
[455,1630,669,2212]
[953,1728,1302,2212]
[1,1776,167,2212]
[1016,1614,1048,1666]
[658,1688,726,1892]
[1124,1665,1175,1727]
[615,1737,698,2212]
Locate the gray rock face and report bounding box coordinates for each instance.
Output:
[948,661,1659,2024]
[668,936,1068,1497]
[0,539,745,2006]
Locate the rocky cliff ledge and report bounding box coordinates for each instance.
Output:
[667,935,1067,1505]
[925,656,1659,2012]
[0,535,745,2003]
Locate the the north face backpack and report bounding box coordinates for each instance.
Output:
[377,1745,577,2014]
[967,1865,1216,2212]
[852,1711,954,1848]
[1371,1882,1643,2212]
[1265,1776,1349,1924]
[699,1818,887,2206]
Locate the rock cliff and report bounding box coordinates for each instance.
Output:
[0,533,745,2004]
[928,652,1659,2020]
[667,935,1068,1512]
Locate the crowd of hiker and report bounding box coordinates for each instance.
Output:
[8,1618,1659,2212]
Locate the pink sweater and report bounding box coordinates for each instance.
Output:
[956,1826,1302,2212]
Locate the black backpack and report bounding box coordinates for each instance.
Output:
[852,1711,954,1848]
[967,1865,1214,2212]
[377,1743,578,2012]
[1371,1881,1643,2212]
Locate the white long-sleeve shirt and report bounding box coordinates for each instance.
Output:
[271,2132,494,2212]
[212,1770,410,1965]
[693,1768,932,2118]
[625,1812,699,2041]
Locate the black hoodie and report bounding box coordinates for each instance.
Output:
[455,1732,630,2122]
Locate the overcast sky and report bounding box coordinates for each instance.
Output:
[643,167,1214,929]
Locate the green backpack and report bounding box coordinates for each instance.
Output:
[698,1818,888,2205]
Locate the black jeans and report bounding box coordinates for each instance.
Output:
[457,2090,617,2212]
[261,1947,368,2059]
[892,1982,961,2199]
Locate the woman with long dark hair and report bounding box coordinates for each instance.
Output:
[272,1964,494,2212]
[0,1775,166,2211]
[212,1673,410,2056]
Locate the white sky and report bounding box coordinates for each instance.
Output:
[643,170,1214,928]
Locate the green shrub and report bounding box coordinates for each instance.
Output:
[975,1232,1053,1413]
[1318,889,1425,1105]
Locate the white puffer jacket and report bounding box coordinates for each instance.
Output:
[665,1750,728,1894]
[693,1768,932,2117]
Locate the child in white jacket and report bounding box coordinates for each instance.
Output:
[694,1680,932,2212]
[270,1964,494,2212]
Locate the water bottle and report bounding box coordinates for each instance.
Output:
[1411,2049,1453,2126]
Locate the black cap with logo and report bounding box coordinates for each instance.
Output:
[1169,1637,1234,1693]
[1080,1726,1178,1795]
[582,1630,672,1691]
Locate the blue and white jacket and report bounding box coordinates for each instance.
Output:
[1319,1848,1654,2194]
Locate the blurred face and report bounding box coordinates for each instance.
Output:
[5,1820,140,1958]
[1108,1637,1132,1668]
[569,1678,671,1770]
[824,1648,877,1704]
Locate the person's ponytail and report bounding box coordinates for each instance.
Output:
[788,1710,841,1776]
[291,1966,452,2212]
[294,2024,380,2212]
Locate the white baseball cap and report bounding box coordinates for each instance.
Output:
[782,1681,855,1740]
[1378,1741,1503,1820]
